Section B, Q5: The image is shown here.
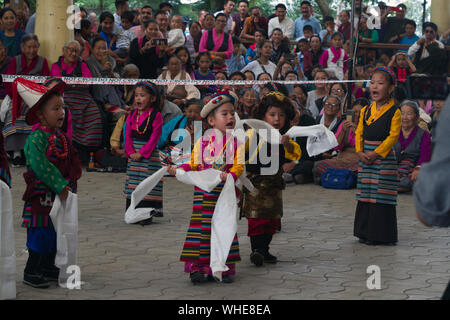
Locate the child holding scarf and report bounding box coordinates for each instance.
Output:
[12,78,81,288]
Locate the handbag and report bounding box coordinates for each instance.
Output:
[321,168,356,189]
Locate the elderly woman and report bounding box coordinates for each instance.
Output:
[157,55,200,108]
[120,64,140,107]
[199,13,234,72]
[315,95,342,133]
[50,40,103,154]
[394,100,432,193]
[2,34,50,166]
[87,37,126,132]
[312,99,366,185]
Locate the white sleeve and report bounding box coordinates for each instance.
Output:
[408,41,420,56]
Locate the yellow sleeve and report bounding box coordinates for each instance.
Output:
[285,138,301,161]
[189,136,203,171]
[355,106,366,153]
[229,142,244,179]
[110,114,126,149]
[374,108,402,158]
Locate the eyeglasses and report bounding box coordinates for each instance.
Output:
[324,102,340,108]
[64,46,80,54]
[424,29,435,34]
[331,89,344,93]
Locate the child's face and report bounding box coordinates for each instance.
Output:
[170,16,183,30]
[198,55,212,72]
[134,86,156,111]
[37,95,65,129]
[293,87,306,104]
[255,31,265,44]
[396,54,408,68]
[121,18,132,30]
[314,72,328,89]
[331,35,343,49]
[365,67,375,78]
[204,15,215,29]
[264,106,286,130]
[101,17,114,34]
[369,72,393,103]
[258,74,271,88]
[285,73,298,81]
[298,41,308,52]
[177,49,189,65]
[207,102,236,134]
[303,30,313,39]
[405,24,415,37]
[185,104,201,121]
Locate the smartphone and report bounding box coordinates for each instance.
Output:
[345,110,354,122]
[407,76,449,100]
[152,38,168,46]
[285,53,296,61]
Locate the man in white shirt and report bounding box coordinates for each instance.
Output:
[408,22,446,75]
[215,0,235,34]
[268,4,294,39]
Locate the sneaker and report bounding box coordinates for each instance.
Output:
[136,217,153,226]
[23,273,50,288]
[250,250,264,267]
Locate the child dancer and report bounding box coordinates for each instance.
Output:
[123,82,163,225]
[354,67,401,246]
[319,32,349,80]
[168,90,243,284]
[12,78,82,288]
[242,88,301,266]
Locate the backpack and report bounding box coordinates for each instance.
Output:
[321,169,356,190]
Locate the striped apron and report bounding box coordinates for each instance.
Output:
[356,141,398,206]
[123,140,163,209]
[181,184,241,276]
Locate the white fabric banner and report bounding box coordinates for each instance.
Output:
[124,166,167,224]
[49,192,79,288]
[0,180,16,300]
[286,124,338,157]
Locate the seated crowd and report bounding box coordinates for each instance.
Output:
[0,0,448,194]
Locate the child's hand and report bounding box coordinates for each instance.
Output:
[59,186,72,201]
[281,135,290,147]
[220,172,228,182]
[130,153,142,161]
[167,165,178,176]
[365,151,378,164]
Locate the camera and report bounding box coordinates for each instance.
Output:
[151,38,168,46]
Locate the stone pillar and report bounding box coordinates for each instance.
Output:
[34,0,74,65]
[430,0,450,35]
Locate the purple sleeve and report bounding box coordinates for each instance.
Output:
[138,112,163,159]
[417,130,432,166]
[125,112,135,156]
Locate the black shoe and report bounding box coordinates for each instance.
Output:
[136,217,153,226]
[250,250,264,267]
[153,209,163,218]
[263,250,277,264]
[190,272,207,285]
[12,157,22,167]
[43,267,60,282]
[221,275,233,284]
[23,273,50,288]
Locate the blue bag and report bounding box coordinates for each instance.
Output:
[321,169,357,189]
